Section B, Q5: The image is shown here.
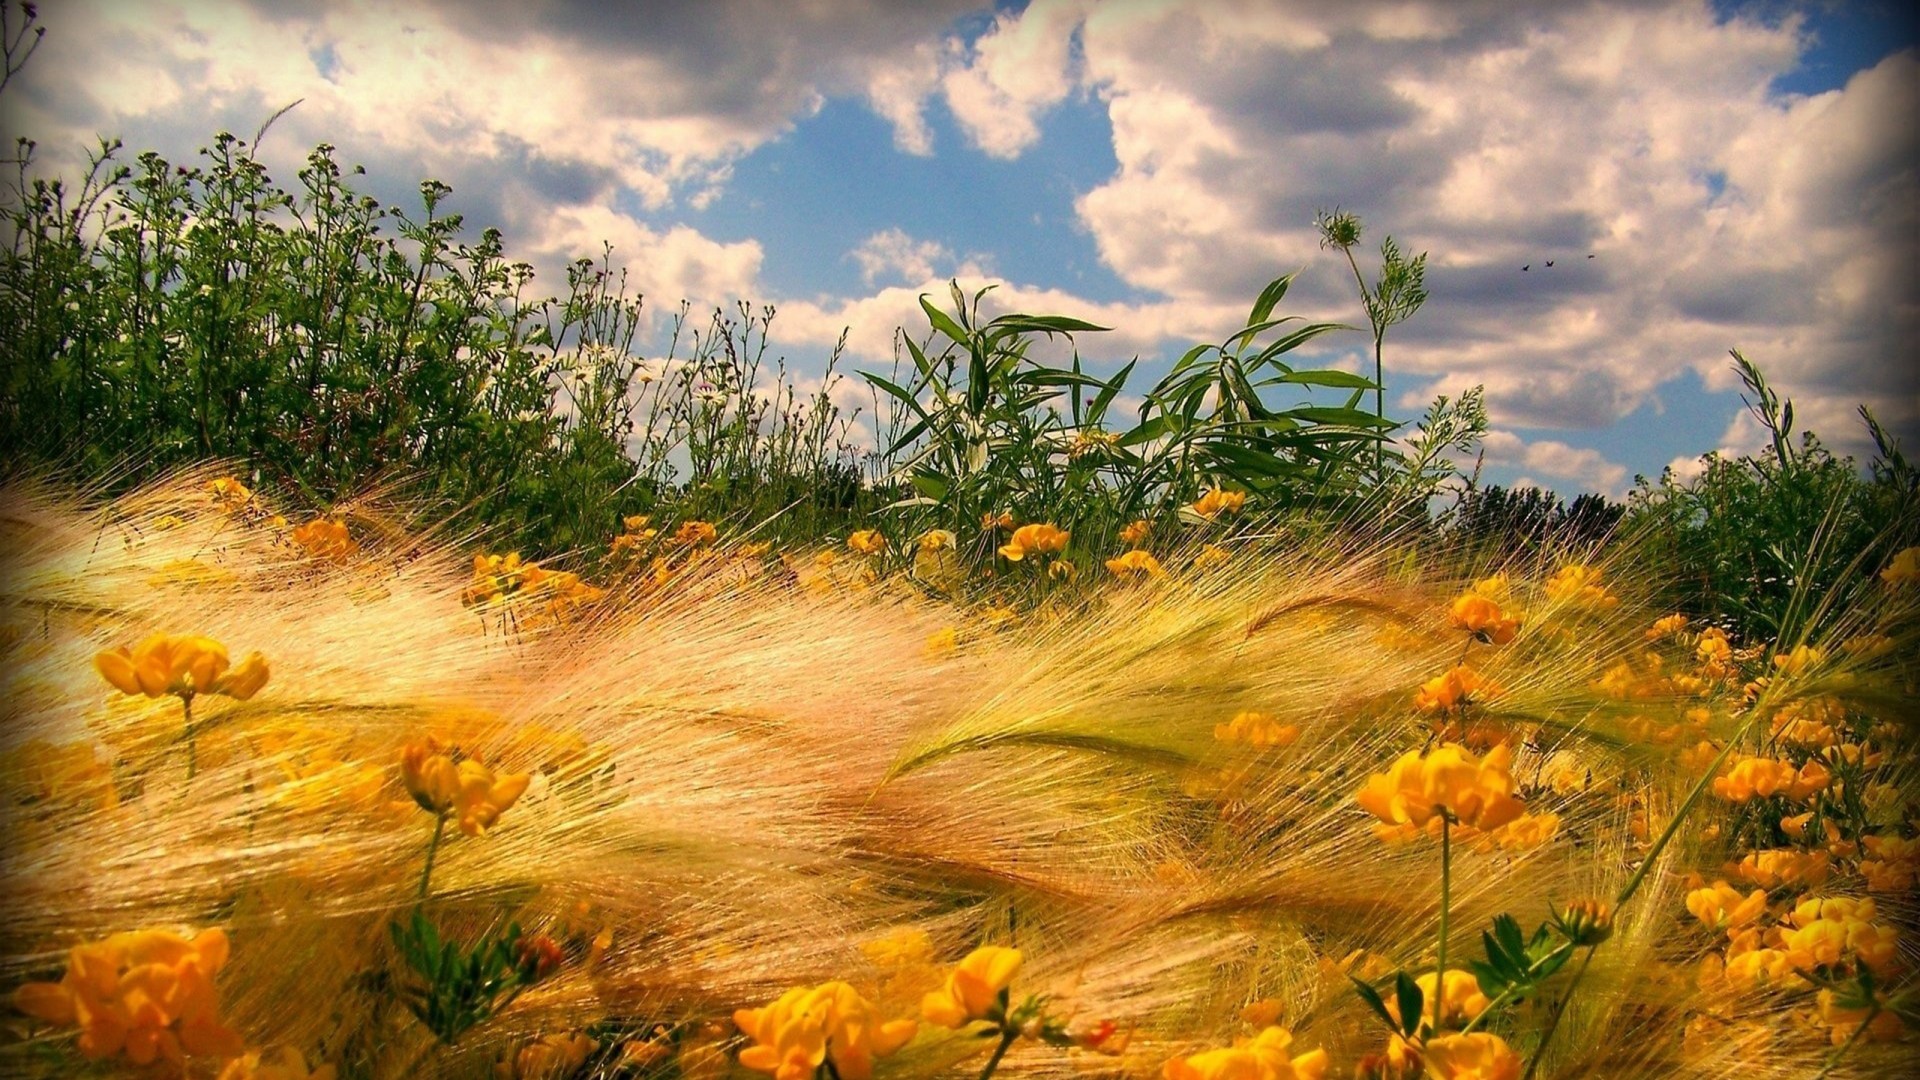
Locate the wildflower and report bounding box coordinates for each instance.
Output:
[1711,757,1829,802]
[848,530,886,555]
[1734,848,1830,890]
[1193,544,1231,570]
[1447,594,1520,645]
[675,520,718,546]
[1106,549,1166,577]
[1162,1026,1327,1080]
[205,476,254,512]
[1543,564,1618,609]
[1355,742,1525,833]
[500,1032,597,1080]
[515,934,565,982]
[1383,969,1491,1034]
[11,927,243,1066]
[1420,1032,1521,1080]
[219,1047,337,1080]
[1190,487,1246,520]
[1880,546,1920,587]
[922,946,1022,1028]
[1119,519,1152,545]
[1685,881,1770,932]
[1049,560,1077,581]
[1860,834,1920,894]
[1772,644,1828,677]
[1815,988,1906,1045]
[94,634,269,702]
[1645,613,1689,640]
[1412,666,1497,713]
[998,524,1068,562]
[982,511,1015,531]
[1468,572,1509,600]
[464,553,530,606]
[1213,711,1300,749]
[289,517,358,563]
[736,981,915,1080]
[1553,899,1614,946]
[399,737,530,837]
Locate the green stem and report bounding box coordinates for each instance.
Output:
[1523,945,1595,1080]
[417,813,447,901]
[1811,1005,1878,1080]
[1457,943,1576,1035]
[1434,813,1451,1037]
[977,1026,1019,1080]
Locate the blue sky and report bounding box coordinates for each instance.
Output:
[9,0,1917,498]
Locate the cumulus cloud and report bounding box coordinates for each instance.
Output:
[1482,429,1632,497]
[849,228,954,286]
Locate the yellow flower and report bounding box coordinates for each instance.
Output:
[1049,560,1078,581]
[1711,756,1829,802]
[1448,594,1520,645]
[1383,970,1489,1034]
[921,945,1022,1028]
[1734,848,1831,890]
[1213,711,1300,749]
[1815,988,1906,1045]
[498,1033,597,1080]
[1645,613,1689,640]
[1193,543,1231,570]
[1119,519,1152,545]
[1412,665,1497,713]
[1685,881,1768,932]
[998,523,1068,562]
[1543,564,1618,609]
[289,517,358,563]
[1420,1032,1522,1080]
[206,476,254,512]
[11,927,243,1067]
[1355,743,1525,833]
[1771,644,1827,677]
[94,633,269,702]
[1553,899,1614,946]
[219,1047,338,1080]
[399,737,530,836]
[736,981,915,1080]
[1162,1026,1328,1080]
[981,511,1015,531]
[847,530,887,555]
[1106,549,1166,577]
[1880,546,1920,587]
[675,520,718,546]
[1191,487,1247,520]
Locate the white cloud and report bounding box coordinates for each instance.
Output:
[849,229,954,286]
[939,0,1086,158]
[1482,429,1631,497]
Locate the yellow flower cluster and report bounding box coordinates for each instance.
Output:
[1162,1026,1327,1080]
[1213,710,1300,748]
[11,928,244,1067]
[289,517,358,563]
[219,1046,336,1080]
[1447,594,1520,645]
[1190,487,1246,521]
[1411,666,1497,713]
[921,945,1021,1028]
[462,553,604,619]
[95,633,270,703]
[998,523,1069,562]
[1106,548,1166,577]
[847,529,887,555]
[734,981,916,1080]
[400,737,532,836]
[1710,756,1830,802]
[1879,546,1920,587]
[1543,564,1618,609]
[1355,742,1526,835]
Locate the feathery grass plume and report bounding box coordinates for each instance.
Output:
[0,472,1914,1079]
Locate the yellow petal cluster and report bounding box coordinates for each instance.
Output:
[1447,594,1520,645]
[1879,546,1920,587]
[94,634,269,701]
[1355,743,1525,833]
[1382,969,1490,1033]
[1543,564,1618,609]
[1119,519,1152,544]
[399,737,531,836]
[289,518,358,563]
[735,981,915,1080]
[1161,1026,1327,1080]
[921,945,1022,1028]
[1412,666,1497,713]
[1420,1032,1522,1080]
[675,520,719,546]
[1106,549,1166,577]
[1685,881,1769,932]
[1191,487,1247,520]
[11,928,243,1067]
[998,523,1068,562]
[1213,711,1300,748]
[1711,756,1829,802]
[847,530,886,555]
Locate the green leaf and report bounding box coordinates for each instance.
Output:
[1349,975,1396,1032]
[1277,369,1376,390]
[920,294,971,348]
[1394,971,1424,1038]
[910,472,950,502]
[987,314,1110,335]
[1247,273,1295,327]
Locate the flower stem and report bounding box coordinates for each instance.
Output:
[977,1026,1019,1080]
[181,694,196,781]
[1435,813,1451,1037]
[1523,945,1595,1080]
[1811,1005,1878,1080]
[417,813,447,901]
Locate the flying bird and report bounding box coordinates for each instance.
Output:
[1587,253,1596,258]
[1545,260,1554,267]
[1521,264,1530,272]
